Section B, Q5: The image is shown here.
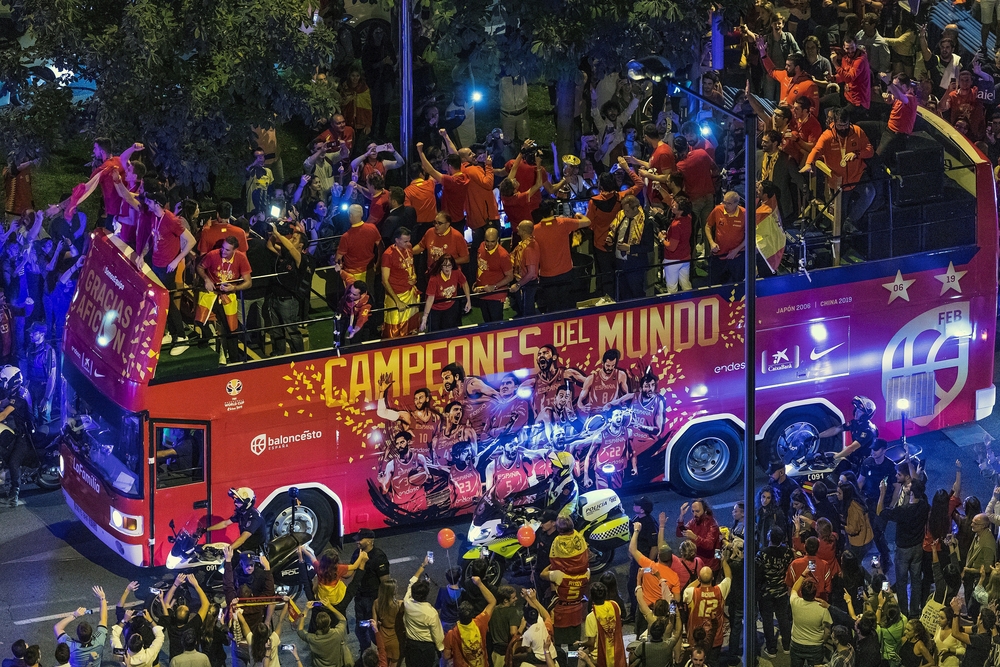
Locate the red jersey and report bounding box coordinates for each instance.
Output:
[475,244,512,301]
[440,172,470,222]
[533,217,578,277]
[836,52,871,109]
[200,249,251,285]
[315,126,355,151]
[501,190,537,226]
[888,92,918,135]
[594,427,630,473]
[198,222,248,254]
[483,396,530,439]
[647,142,676,203]
[630,394,664,444]
[337,222,381,272]
[586,369,622,410]
[150,210,185,268]
[404,178,439,224]
[450,465,482,508]
[92,157,125,217]
[505,160,549,208]
[426,270,467,310]
[408,410,441,461]
[769,69,821,118]
[689,585,726,647]
[511,237,540,281]
[419,227,469,268]
[388,455,427,512]
[706,205,746,255]
[676,149,716,200]
[551,571,588,628]
[532,367,576,417]
[463,164,499,229]
[663,214,692,261]
[491,455,531,499]
[382,246,417,295]
[368,189,390,228]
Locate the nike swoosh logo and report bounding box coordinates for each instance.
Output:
[810,343,844,361]
[93,370,105,378]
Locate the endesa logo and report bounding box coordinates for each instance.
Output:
[250,430,323,456]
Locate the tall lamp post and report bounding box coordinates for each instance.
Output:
[627,55,758,667]
[897,398,910,447]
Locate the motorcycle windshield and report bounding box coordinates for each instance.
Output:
[472,495,503,525]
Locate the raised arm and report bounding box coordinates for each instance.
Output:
[439,129,458,156]
[473,576,497,616]
[416,143,444,182]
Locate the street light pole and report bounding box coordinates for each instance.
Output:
[897,398,910,447]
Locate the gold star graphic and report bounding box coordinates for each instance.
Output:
[882,270,915,304]
[934,262,967,295]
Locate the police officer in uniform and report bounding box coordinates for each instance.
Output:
[0,365,34,507]
[820,395,879,477]
[205,487,268,557]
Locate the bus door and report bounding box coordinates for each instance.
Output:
[150,421,210,565]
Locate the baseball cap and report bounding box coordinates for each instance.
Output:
[357,528,376,541]
[767,462,785,475]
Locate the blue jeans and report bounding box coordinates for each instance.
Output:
[895,544,924,618]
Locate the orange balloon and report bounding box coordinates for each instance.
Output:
[438,528,456,549]
[517,525,536,547]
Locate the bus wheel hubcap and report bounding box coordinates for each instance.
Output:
[272,506,318,540]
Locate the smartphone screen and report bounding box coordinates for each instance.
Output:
[427,550,434,564]
[882,581,890,592]
[567,651,579,658]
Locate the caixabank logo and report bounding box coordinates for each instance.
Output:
[250,429,323,456]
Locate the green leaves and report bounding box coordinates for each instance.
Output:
[3,0,338,188]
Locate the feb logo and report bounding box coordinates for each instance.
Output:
[881,302,970,426]
[250,434,266,456]
[226,379,243,396]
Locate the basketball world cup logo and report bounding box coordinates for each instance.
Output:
[881,302,970,426]
[226,379,243,396]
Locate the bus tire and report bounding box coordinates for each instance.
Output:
[263,489,337,550]
[669,422,743,497]
[761,407,841,469]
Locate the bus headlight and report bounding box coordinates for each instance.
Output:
[110,508,143,536]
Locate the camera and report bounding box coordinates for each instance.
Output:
[520,140,540,163]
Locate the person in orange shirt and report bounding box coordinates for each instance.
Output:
[757,45,821,117]
[509,220,540,318]
[704,191,746,285]
[802,107,875,228]
[334,204,382,287]
[628,520,680,637]
[473,227,513,322]
[533,201,590,313]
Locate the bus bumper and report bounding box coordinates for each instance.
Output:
[978,385,996,421]
[63,489,146,566]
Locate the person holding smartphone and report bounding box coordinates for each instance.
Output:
[350,529,392,654]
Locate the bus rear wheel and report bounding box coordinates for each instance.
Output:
[761,408,841,468]
[264,489,336,550]
[669,422,743,497]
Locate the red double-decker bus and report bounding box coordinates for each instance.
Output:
[59,111,997,567]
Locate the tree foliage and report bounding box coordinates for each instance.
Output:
[3,0,338,187]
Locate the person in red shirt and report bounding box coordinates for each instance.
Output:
[196,235,252,363]
[803,107,875,227]
[138,189,196,354]
[627,124,675,204]
[313,113,355,153]
[705,191,747,285]
[878,75,919,161]
[499,152,544,227]
[509,220,540,318]
[74,140,144,230]
[834,36,872,112]
[413,212,470,283]
[660,196,693,294]
[533,201,590,313]
[419,255,471,332]
[334,204,382,287]
[457,146,500,266]
[404,163,439,228]
[197,204,248,254]
[941,69,986,142]
[335,280,372,346]
[757,46,821,117]
[676,498,723,572]
[381,227,420,339]
[588,157,642,298]
[473,227,513,322]
[503,139,555,209]
[671,134,717,224]
[358,171,391,230]
[417,140,469,231]
[789,96,823,161]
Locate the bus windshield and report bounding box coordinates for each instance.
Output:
[62,364,144,498]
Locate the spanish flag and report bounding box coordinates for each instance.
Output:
[755,207,785,274]
[549,530,589,575]
[195,292,238,331]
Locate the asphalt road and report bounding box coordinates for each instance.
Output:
[4,349,1000,663]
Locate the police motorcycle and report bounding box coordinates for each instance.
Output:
[463,451,631,587]
[0,366,61,501]
[777,396,921,489]
[149,488,314,608]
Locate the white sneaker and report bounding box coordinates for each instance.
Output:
[169,337,190,356]
[162,333,173,346]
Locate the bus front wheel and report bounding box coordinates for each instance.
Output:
[669,422,743,497]
[264,489,336,550]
